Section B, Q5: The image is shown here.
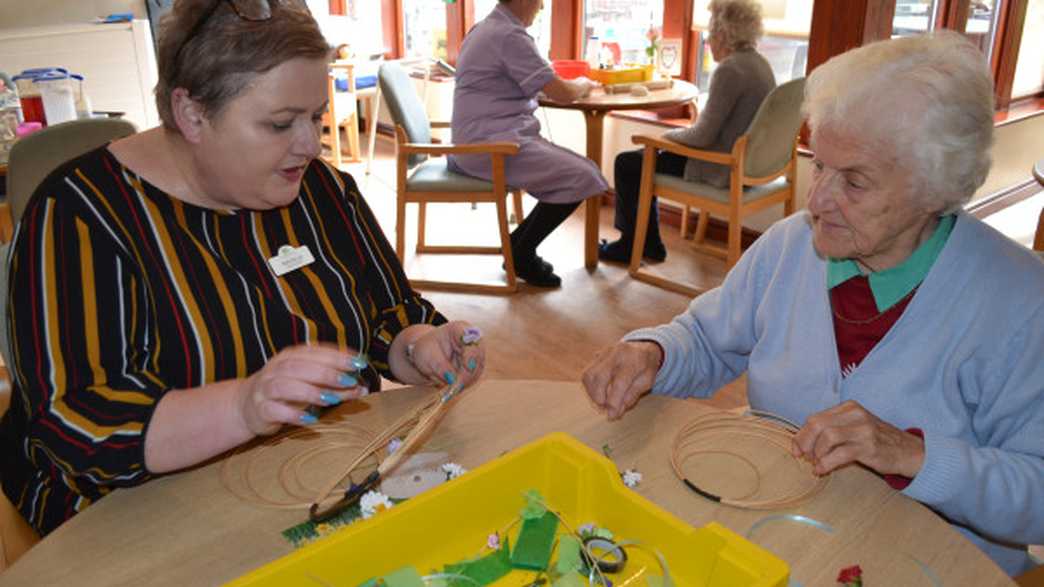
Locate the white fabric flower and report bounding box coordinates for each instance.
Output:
[442,462,467,479]
[622,469,642,488]
[359,490,393,519]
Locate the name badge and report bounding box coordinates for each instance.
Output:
[268,244,315,276]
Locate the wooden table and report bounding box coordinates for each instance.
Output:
[0,380,1011,586]
[540,80,700,269]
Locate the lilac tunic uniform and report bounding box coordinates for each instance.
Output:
[448,5,608,204]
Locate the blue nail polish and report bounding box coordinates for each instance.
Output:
[467,358,477,372]
[444,371,456,385]
[299,413,318,425]
[339,373,358,387]
[320,392,341,406]
[349,355,368,370]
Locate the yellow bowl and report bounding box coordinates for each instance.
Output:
[589,65,655,85]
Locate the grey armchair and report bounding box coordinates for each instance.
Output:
[6,117,137,229]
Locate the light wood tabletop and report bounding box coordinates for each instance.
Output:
[540,80,701,271]
[0,379,1011,586]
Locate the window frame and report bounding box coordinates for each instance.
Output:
[377,0,1040,108]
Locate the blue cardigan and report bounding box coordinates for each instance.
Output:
[626,211,1044,576]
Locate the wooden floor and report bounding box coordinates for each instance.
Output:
[333,136,748,409]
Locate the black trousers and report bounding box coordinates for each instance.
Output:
[510,200,582,260]
[612,149,688,246]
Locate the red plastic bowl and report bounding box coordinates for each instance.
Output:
[552,60,591,80]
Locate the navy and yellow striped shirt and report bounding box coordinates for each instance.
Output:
[0,147,445,535]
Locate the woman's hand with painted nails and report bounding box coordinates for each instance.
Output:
[236,344,369,436]
[403,321,486,390]
[582,341,663,420]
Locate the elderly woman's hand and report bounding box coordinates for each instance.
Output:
[582,341,663,420]
[791,400,926,478]
[236,344,370,436]
[403,321,485,390]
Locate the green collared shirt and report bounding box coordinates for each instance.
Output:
[826,215,956,312]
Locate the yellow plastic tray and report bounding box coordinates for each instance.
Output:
[589,65,655,85]
[229,432,789,586]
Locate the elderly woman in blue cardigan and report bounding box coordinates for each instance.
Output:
[582,32,1044,577]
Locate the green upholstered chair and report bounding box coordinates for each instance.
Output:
[380,62,524,294]
[629,78,806,296]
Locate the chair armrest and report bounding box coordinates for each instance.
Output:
[631,134,734,165]
[429,121,451,129]
[400,141,520,156]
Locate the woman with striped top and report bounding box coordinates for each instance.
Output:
[0,0,484,537]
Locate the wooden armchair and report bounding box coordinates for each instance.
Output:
[629,78,806,296]
[325,60,361,167]
[380,62,524,294]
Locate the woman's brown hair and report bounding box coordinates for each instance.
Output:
[154,0,330,130]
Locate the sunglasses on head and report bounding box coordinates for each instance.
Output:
[172,0,309,80]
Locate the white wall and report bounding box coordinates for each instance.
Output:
[0,1,146,30]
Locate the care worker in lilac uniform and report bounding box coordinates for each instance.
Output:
[449,0,607,288]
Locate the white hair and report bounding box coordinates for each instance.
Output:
[709,0,763,51]
[803,31,995,213]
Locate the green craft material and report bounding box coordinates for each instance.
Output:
[382,566,425,587]
[511,511,559,570]
[556,535,583,574]
[443,538,512,585]
[355,579,380,587]
[520,489,547,520]
[282,499,406,548]
[553,575,585,587]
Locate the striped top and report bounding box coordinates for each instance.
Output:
[0,147,445,535]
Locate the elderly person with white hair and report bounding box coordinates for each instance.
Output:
[583,31,1044,576]
[600,0,775,262]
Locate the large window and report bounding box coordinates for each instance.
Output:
[383,0,1041,107]
[691,0,812,92]
[963,0,1002,63]
[1011,0,1044,99]
[893,0,1002,63]
[585,0,665,66]
[473,0,553,58]
[892,0,940,35]
[402,0,448,60]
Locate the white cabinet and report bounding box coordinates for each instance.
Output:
[0,20,159,130]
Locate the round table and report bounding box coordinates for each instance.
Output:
[540,80,700,270]
[0,380,1012,586]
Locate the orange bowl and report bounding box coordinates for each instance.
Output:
[552,60,590,80]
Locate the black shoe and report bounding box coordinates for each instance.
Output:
[643,241,667,263]
[598,239,667,263]
[512,254,562,287]
[503,254,553,274]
